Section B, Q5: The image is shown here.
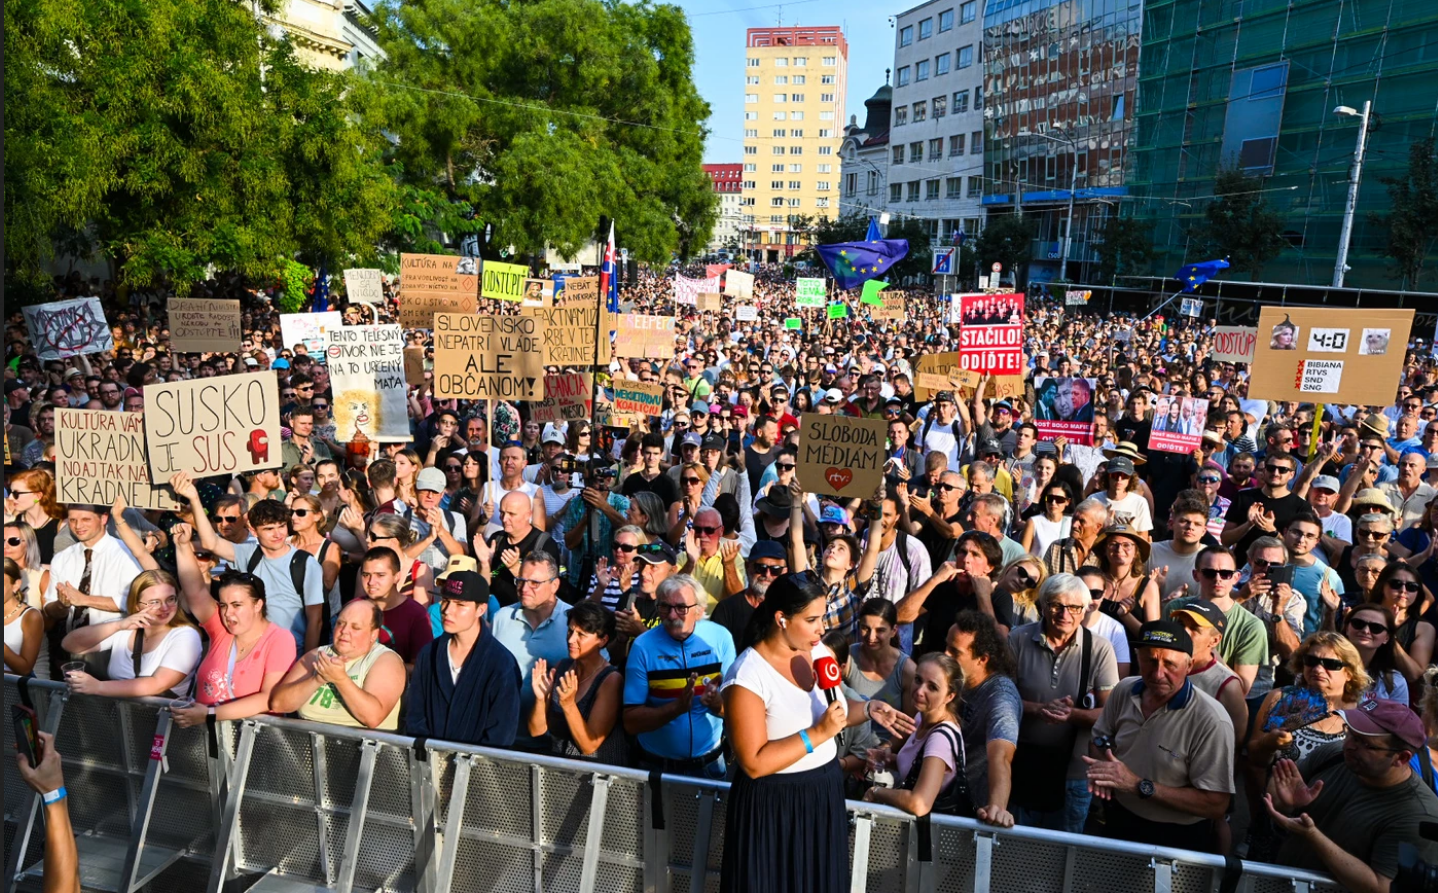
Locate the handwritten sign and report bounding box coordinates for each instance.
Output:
[795,278,826,308]
[168,299,241,353]
[527,303,612,366]
[399,253,478,328]
[343,268,385,306]
[144,374,281,479]
[55,410,176,510]
[912,352,1016,402]
[1248,306,1413,405]
[827,303,849,320]
[325,325,409,443]
[871,291,905,320]
[723,269,754,299]
[1149,396,1209,455]
[481,260,529,302]
[797,415,886,499]
[785,317,803,330]
[958,293,1024,375]
[532,373,592,424]
[558,276,599,305]
[736,305,759,322]
[433,314,546,401]
[696,292,722,312]
[612,380,666,416]
[23,298,114,360]
[1211,326,1258,364]
[279,312,343,362]
[1065,289,1092,306]
[674,274,719,306]
[614,315,676,360]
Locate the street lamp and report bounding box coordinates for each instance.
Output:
[1331,102,1372,289]
[1017,128,1080,282]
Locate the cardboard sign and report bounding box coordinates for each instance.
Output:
[675,274,719,306]
[143,374,281,479]
[958,293,1024,375]
[795,278,827,308]
[797,415,886,500]
[343,268,385,306]
[532,373,592,424]
[527,302,613,366]
[1211,326,1258,364]
[521,279,553,309]
[871,292,905,320]
[403,348,426,386]
[399,253,479,328]
[279,312,344,362]
[168,299,241,353]
[481,260,530,302]
[723,269,754,299]
[1033,377,1097,446]
[55,410,176,510]
[433,314,547,401]
[696,292,722,312]
[325,325,409,443]
[912,353,1017,402]
[736,305,759,322]
[1148,396,1209,455]
[23,298,114,360]
[1248,307,1414,405]
[1065,289,1092,307]
[1180,298,1204,317]
[614,315,676,359]
[612,380,666,416]
[558,276,599,305]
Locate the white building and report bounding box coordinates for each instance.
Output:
[840,78,894,222]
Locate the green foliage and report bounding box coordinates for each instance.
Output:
[363,0,716,264]
[1370,136,1438,289]
[1093,215,1157,285]
[1192,169,1287,279]
[280,260,311,313]
[973,215,1038,284]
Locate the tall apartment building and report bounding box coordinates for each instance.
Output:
[703,164,744,253]
[741,27,849,264]
[886,0,988,243]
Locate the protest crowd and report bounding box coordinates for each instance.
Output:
[5,260,1438,893]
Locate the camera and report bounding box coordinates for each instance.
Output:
[1391,823,1438,893]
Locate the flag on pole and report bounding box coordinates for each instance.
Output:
[600,221,620,313]
[953,227,966,248]
[865,216,882,242]
[1173,258,1230,293]
[313,264,330,313]
[816,238,910,291]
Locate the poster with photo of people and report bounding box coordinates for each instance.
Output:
[1149,396,1209,454]
[1034,376,1097,445]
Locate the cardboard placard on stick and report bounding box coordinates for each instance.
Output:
[23,298,113,360]
[56,410,177,510]
[481,260,530,302]
[343,268,384,306]
[325,325,410,443]
[795,278,827,307]
[432,314,547,401]
[1211,326,1258,364]
[696,292,722,312]
[1248,306,1414,405]
[558,276,600,305]
[168,299,241,353]
[279,312,343,362]
[525,302,613,366]
[614,315,676,359]
[912,352,1018,402]
[399,253,478,328]
[612,380,666,416]
[532,373,592,424]
[521,279,553,308]
[798,415,886,500]
[403,348,426,386]
[1033,376,1098,446]
[723,269,754,299]
[143,374,281,479]
[958,293,1025,375]
[871,291,905,320]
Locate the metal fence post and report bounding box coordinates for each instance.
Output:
[435,753,474,893]
[1151,858,1174,893]
[206,721,259,893]
[411,748,439,893]
[311,731,334,889]
[334,739,380,893]
[117,709,174,893]
[849,814,873,893]
[577,773,613,893]
[531,763,544,893]
[689,790,717,893]
[973,831,995,893]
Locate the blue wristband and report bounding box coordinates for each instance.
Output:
[798,729,814,754]
[42,787,66,806]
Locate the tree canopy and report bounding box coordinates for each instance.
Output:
[1370,136,1437,290]
[1192,169,1287,280]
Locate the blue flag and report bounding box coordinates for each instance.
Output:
[954,227,966,248]
[865,216,882,242]
[816,239,910,292]
[1174,258,1230,292]
[313,264,330,312]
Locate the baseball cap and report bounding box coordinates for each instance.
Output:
[1107,456,1136,476]
[440,570,489,604]
[244,357,259,367]
[1132,620,1193,656]
[1339,699,1427,751]
[819,505,851,527]
[1033,441,1059,457]
[272,358,290,370]
[823,388,845,404]
[992,400,1015,414]
[3,381,28,396]
[749,540,788,563]
[934,390,957,404]
[437,555,478,581]
[771,384,789,397]
[732,405,749,418]
[691,401,711,415]
[634,542,679,566]
[978,437,1003,456]
[701,434,726,452]
[1311,475,1341,493]
[1172,601,1227,634]
[541,424,566,445]
[681,432,702,449]
[416,467,447,493]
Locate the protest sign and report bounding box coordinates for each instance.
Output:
[1211,326,1258,364]
[1034,377,1097,446]
[343,268,385,306]
[280,312,343,362]
[400,253,478,328]
[795,278,827,308]
[912,352,1017,402]
[1148,396,1209,455]
[736,305,759,322]
[23,298,113,360]
[612,380,666,416]
[168,299,241,353]
[1248,306,1414,405]
[521,279,553,308]
[144,374,281,479]
[1180,298,1204,317]
[696,292,722,312]
[705,263,730,280]
[432,314,547,401]
[860,280,888,306]
[827,303,849,320]
[527,302,612,366]
[958,293,1024,375]
[325,325,409,443]
[784,318,803,330]
[614,315,676,359]
[675,274,719,306]
[871,291,905,321]
[531,373,592,424]
[481,260,529,302]
[723,269,755,299]
[403,348,426,386]
[557,276,600,305]
[55,410,177,510]
[797,415,886,500]
[1065,289,1092,307]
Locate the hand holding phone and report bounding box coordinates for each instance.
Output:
[11,704,41,769]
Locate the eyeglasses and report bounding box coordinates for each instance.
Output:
[1346,618,1389,635]
[1264,464,1294,475]
[312,403,329,410]
[138,596,179,610]
[615,543,639,554]
[776,463,796,471]
[692,525,722,536]
[1199,568,1238,580]
[1386,579,1421,593]
[445,465,462,473]
[1197,476,1222,484]
[657,602,698,616]
[1047,603,1086,616]
[292,509,312,518]
[751,564,786,577]
[1302,655,1346,672]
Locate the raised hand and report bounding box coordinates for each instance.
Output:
[555,668,580,706]
[532,659,555,701]
[1267,758,1323,812]
[594,558,613,591]
[169,472,199,504]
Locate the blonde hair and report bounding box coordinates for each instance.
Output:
[1288,631,1369,705]
[1002,556,1049,613]
[1422,667,1438,735]
[289,494,326,529]
[126,570,197,631]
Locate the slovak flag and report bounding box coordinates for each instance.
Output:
[600,221,620,313]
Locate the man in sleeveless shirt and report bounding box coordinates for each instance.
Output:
[270,600,406,730]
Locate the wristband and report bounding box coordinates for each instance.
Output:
[798,729,814,754]
[42,787,66,806]
[207,706,216,718]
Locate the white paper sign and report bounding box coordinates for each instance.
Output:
[795,278,827,308]
[343,268,385,306]
[1298,359,1344,394]
[1306,328,1350,353]
[279,312,344,363]
[736,305,759,322]
[23,298,114,360]
[1180,298,1203,317]
[325,325,410,443]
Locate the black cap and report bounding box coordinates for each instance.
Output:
[635,542,678,566]
[978,437,1003,456]
[934,390,957,404]
[749,540,788,562]
[1172,601,1227,634]
[1133,620,1193,656]
[701,434,726,452]
[440,570,489,604]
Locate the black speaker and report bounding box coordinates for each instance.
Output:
[626,260,638,284]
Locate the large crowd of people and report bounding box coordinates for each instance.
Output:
[5,264,1438,892]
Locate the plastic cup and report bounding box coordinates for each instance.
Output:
[61,661,86,680]
[169,698,195,714]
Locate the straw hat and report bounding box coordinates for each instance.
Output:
[1093,522,1151,563]
[1350,488,1395,514]
[1101,441,1148,466]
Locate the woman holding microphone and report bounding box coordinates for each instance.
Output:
[721,571,914,893]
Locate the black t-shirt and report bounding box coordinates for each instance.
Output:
[1113,415,1152,451]
[711,593,758,653]
[621,470,679,507]
[745,444,778,495]
[915,584,1016,656]
[1223,489,1309,556]
[486,527,561,607]
[917,513,963,568]
[1143,451,1198,531]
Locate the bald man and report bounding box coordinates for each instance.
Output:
[681,507,745,611]
[476,491,563,608]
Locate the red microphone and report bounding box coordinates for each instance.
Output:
[814,651,843,706]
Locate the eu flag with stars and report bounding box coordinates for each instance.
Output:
[817,237,910,292]
[1174,258,1230,292]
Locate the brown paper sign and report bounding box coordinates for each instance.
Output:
[432,313,547,401]
[1248,306,1413,405]
[525,302,613,366]
[403,348,426,386]
[56,410,177,510]
[168,299,242,353]
[612,380,666,416]
[558,276,600,305]
[399,253,479,328]
[532,373,592,424]
[797,415,887,500]
[614,315,676,360]
[696,292,722,312]
[143,374,282,479]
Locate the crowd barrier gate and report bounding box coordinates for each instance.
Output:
[3,676,1341,893]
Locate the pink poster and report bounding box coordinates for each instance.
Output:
[1034,376,1096,445]
[958,293,1024,376]
[1149,396,1210,455]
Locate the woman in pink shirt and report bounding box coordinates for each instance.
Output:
[170,524,296,727]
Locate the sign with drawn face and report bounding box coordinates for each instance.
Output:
[143,374,282,479]
[325,325,409,443]
[1248,307,1414,405]
[23,298,114,360]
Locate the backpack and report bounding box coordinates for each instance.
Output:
[246,546,310,600]
[900,723,973,817]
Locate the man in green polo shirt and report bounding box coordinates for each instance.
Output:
[1165,545,1266,695]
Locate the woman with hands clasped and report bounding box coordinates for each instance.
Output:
[528,602,625,763]
[720,572,914,893]
[59,570,202,698]
[862,653,971,817]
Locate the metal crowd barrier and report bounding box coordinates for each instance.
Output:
[3,676,1341,893]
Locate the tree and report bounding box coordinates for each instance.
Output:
[1192,168,1287,279]
[363,0,717,265]
[1370,136,1438,289]
[973,214,1037,286]
[1092,215,1157,285]
[4,0,398,290]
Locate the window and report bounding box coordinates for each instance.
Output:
[946,177,962,198]
[890,183,903,202]
[1112,95,1126,120]
[967,176,982,198]
[745,111,758,121]
[930,138,944,159]
[1250,64,1287,100]
[744,129,758,138]
[789,164,802,173]
[907,181,921,201]
[789,180,802,190]
[845,173,857,195]
[773,93,787,103]
[773,129,787,137]
[773,146,787,155]
[936,53,951,75]
[819,111,833,120]
[821,93,834,103]
[744,145,757,155]
[821,74,835,84]
[934,95,947,118]
[791,94,805,103]
[774,75,788,85]
[926,180,941,200]
[868,171,879,195]
[899,25,913,47]
[793,57,807,66]
[790,111,804,121]
[772,180,784,190]
[975,86,983,109]
[816,197,830,208]
[771,197,785,207]
[953,90,969,113]
[896,66,911,87]
[971,130,982,154]
[747,57,760,67]
[916,60,930,81]
[793,76,806,85]
[817,181,831,191]
[818,146,833,155]
[918,18,933,39]
[791,128,804,137]
[893,145,905,164]
[822,56,836,66]
[743,180,756,189]
[790,146,803,154]
[818,129,833,138]
[745,94,758,103]
[773,112,787,120]
[910,141,924,162]
[747,76,760,85]
[949,133,966,156]
[961,0,976,23]
[913,101,927,122]
[939,9,954,32]
[958,45,974,68]
[817,163,832,173]
[774,57,788,67]
[743,163,756,172]
[787,197,801,207]
[772,164,786,172]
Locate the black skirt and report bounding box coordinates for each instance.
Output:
[719,760,849,893]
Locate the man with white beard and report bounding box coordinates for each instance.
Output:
[709,540,787,652]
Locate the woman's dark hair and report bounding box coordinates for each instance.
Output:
[1344,604,1402,696]
[951,610,1018,679]
[954,531,1004,575]
[744,571,828,645]
[3,557,20,583]
[216,572,269,619]
[461,450,490,486]
[713,492,741,538]
[915,652,965,719]
[568,601,616,643]
[821,629,850,666]
[857,597,899,629]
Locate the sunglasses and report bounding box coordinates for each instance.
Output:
[682,477,704,486]
[9,491,36,498]
[291,509,313,518]
[935,483,960,493]
[1013,570,1036,587]
[1357,529,1389,539]
[312,403,329,410]
[615,543,639,554]
[1198,476,1222,484]
[214,515,242,524]
[1045,494,1069,504]
[5,537,22,547]
[692,525,722,536]
[1199,568,1238,580]
[1264,464,1294,475]
[776,463,796,472]
[1346,617,1389,635]
[1302,655,1346,672]
[751,564,786,577]
[1386,579,1421,593]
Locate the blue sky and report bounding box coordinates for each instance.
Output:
[679,0,899,163]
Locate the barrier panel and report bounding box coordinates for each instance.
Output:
[3,677,1341,893]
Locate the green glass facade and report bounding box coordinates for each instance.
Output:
[1128,0,1438,290]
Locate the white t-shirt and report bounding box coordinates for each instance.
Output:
[1085,611,1132,668]
[1093,491,1153,532]
[1319,510,1352,544]
[721,646,844,774]
[100,626,204,696]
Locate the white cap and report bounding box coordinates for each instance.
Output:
[823,388,846,404]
